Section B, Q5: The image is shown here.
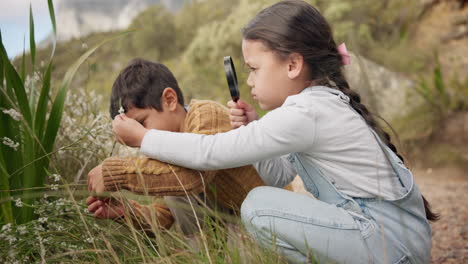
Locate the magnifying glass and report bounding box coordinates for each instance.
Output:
[224,56,240,102]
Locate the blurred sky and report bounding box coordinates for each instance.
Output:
[0,0,60,59]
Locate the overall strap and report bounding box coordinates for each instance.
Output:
[309,86,413,192]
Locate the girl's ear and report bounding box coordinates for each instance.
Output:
[161,87,178,112]
[286,52,305,80]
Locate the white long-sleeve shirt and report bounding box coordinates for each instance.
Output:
[141,86,406,199]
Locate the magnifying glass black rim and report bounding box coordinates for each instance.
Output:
[224,56,240,102]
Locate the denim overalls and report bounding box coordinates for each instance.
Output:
[240,87,432,264]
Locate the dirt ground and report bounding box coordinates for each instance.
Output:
[413,166,468,263]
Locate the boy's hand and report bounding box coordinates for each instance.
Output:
[86,196,125,219]
[112,115,148,147]
[227,99,258,129]
[87,164,104,193]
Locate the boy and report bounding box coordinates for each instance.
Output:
[87,58,272,235]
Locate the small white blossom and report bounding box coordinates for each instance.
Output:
[2,108,22,121]
[84,208,90,214]
[50,174,61,182]
[38,217,48,224]
[35,224,45,232]
[14,198,23,207]
[1,223,12,232]
[2,137,19,151]
[118,106,125,115]
[50,184,59,191]
[85,237,94,243]
[33,72,40,82]
[56,198,65,206]
[17,225,27,235]
[7,235,17,244]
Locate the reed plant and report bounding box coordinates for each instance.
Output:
[0,0,126,225]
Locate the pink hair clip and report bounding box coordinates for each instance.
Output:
[337,43,351,66]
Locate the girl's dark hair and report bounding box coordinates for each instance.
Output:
[109,58,185,118]
[243,0,439,221]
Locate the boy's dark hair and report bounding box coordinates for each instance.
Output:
[109,58,185,118]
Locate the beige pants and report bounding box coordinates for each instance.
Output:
[164,194,235,235]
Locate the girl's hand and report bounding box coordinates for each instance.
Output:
[86,196,125,219]
[227,99,258,129]
[112,114,148,147]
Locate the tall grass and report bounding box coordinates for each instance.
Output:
[0,193,288,263]
[0,0,127,225]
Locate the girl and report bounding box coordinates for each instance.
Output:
[111,1,437,263]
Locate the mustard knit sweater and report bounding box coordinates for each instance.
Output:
[101,100,268,231]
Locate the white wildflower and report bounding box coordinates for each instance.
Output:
[14,198,23,207]
[2,108,22,121]
[24,75,31,89]
[2,137,19,151]
[35,224,45,232]
[50,174,61,182]
[56,198,65,206]
[38,217,48,224]
[33,71,40,82]
[7,235,17,244]
[85,237,94,243]
[2,223,12,232]
[84,208,90,214]
[50,184,59,191]
[17,225,27,235]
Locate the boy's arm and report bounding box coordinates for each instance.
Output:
[101,157,216,196]
[209,165,264,210]
[102,100,234,195]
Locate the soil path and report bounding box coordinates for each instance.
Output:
[413,166,467,263]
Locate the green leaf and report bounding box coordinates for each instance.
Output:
[29,4,36,68]
[34,62,52,139]
[433,64,444,94]
[29,4,36,109]
[47,0,57,59]
[0,31,4,84]
[0,41,33,126]
[0,159,13,223]
[48,0,57,36]
[21,36,26,82]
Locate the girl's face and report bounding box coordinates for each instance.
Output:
[242,39,302,110]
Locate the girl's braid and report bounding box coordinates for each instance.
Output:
[330,73,405,162]
[331,71,439,221]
